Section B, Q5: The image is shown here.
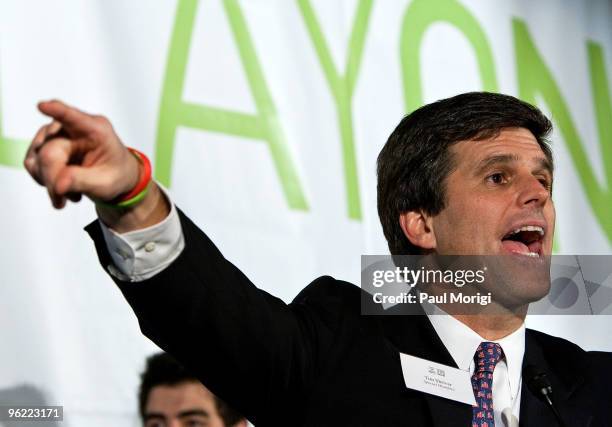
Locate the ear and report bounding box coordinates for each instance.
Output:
[399,211,436,251]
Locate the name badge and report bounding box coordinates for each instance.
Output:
[399,353,476,406]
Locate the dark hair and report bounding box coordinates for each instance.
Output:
[139,352,244,427]
[377,91,553,255]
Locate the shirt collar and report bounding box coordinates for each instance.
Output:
[425,303,525,398]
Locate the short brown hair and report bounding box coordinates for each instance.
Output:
[139,352,244,427]
[377,92,553,255]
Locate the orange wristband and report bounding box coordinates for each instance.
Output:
[119,147,152,202]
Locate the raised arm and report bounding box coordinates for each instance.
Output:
[25,100,346,425]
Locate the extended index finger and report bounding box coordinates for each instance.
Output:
[37,100,98,134]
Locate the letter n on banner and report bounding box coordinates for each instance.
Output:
[514,19,612,245]
[155,0,309,211]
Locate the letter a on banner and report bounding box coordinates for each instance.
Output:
[0,83,28,168]
[155,0,309,210]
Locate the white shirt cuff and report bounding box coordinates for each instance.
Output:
[98,186,185,282]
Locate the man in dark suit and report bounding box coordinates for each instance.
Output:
[25,92,611,426]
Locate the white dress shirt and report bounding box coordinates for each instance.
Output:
[98,185,185,282]
[99,186,525,427]
[426,304,525,427]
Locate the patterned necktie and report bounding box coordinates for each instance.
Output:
[471,342,503,427]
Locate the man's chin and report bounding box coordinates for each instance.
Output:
[499,282,551,307]
[479,253,552,311]
[416,253,551,315]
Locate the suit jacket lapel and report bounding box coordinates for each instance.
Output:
[520,330,591,427]
[370,297,594,427]
[379,305,472,427]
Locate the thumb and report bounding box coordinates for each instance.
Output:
[55,165,101,197]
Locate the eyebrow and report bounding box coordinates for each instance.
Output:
[143,409,210,422]
[177,409,210,419]
[534,156,554,175]
[143,413,166,422]
[473,153,553,176]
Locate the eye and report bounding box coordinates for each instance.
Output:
[486,172,507,185]
[538,177,552,191]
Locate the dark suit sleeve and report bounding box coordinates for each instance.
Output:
[84,208,349,424]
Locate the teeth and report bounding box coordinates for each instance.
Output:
[511,225,544,236]
[519,251,540,258]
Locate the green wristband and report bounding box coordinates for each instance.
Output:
[95,185,150,209]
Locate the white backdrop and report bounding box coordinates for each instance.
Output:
[1,0,611,425]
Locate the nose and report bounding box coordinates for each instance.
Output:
[516,174,550,208]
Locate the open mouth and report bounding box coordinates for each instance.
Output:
[501,225,544,258]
